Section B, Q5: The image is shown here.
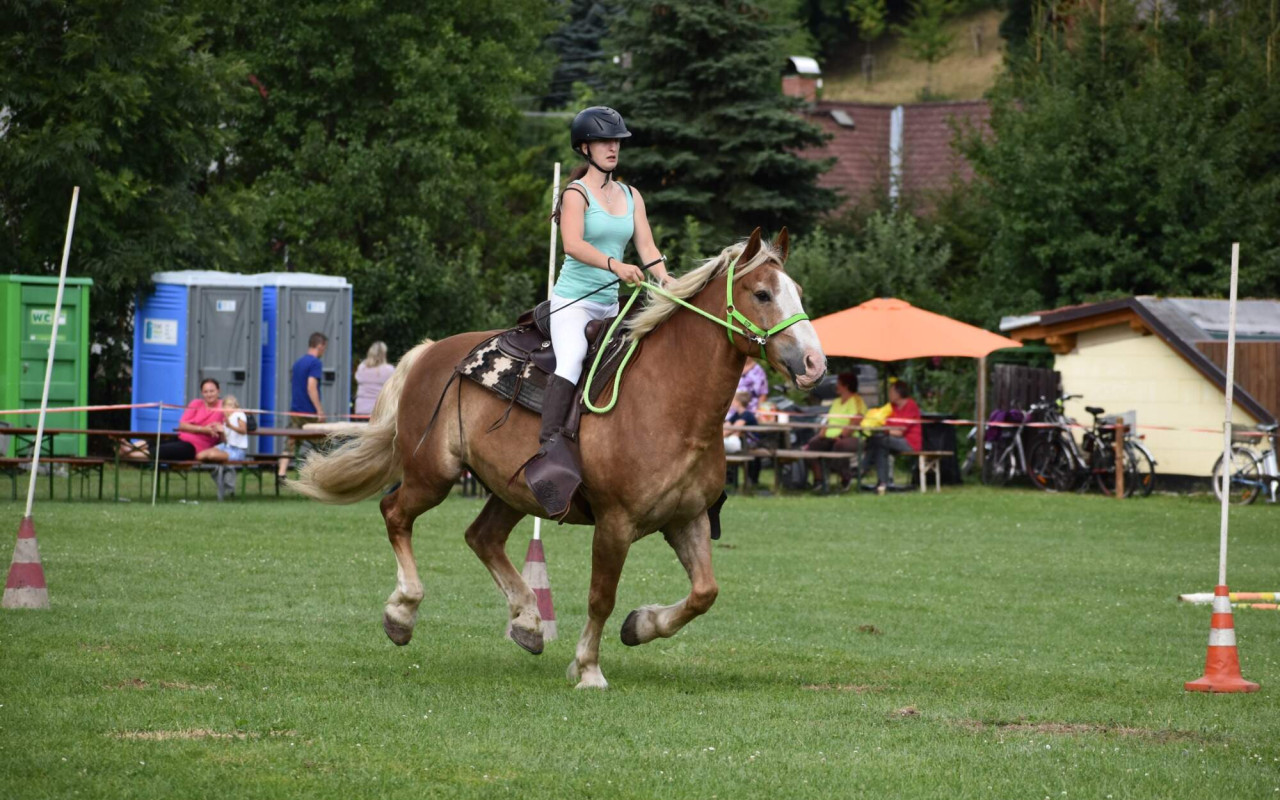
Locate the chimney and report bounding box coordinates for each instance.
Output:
[782,56,822,104]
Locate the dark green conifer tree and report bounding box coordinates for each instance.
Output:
[605,0,836,241]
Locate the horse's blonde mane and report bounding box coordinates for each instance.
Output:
[624,239,782,339]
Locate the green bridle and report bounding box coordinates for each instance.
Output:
[582,251,810,414]
[720,252,810,358]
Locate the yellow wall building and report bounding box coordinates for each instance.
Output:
[1002,297,1278,480]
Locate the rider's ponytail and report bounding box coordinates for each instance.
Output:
[551,164,590,225]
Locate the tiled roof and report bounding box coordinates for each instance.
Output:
[900,101,990,198]
[804,102,892,206]
[799,100,990,211]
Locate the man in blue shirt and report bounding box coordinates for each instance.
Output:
[277,332,327,484]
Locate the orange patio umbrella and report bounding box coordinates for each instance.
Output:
[811,297,1022,360]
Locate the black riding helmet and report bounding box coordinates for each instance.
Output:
[570,106,631,184]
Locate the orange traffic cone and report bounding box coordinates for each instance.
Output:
[3,517,50,610]
[520,538,557,641]
[1185,584,1259,693]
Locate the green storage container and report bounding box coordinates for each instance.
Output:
[0,275,93,456]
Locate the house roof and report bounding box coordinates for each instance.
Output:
[1000,297,1278,424]
[800,100,990,211]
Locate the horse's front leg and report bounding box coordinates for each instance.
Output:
[567,520,633,689]
[619,512,718,646]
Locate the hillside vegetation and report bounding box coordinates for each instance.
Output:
[822,9,1005,104]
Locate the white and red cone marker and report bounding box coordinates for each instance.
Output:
[519,538,557,641]
[1185,584,1259,693]
[3,517,50,610]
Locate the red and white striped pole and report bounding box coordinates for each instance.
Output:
[4,186,80,610]
[513,162,563,641]
[1185,243,1258,692]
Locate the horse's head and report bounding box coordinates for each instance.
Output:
[729,228,827,390]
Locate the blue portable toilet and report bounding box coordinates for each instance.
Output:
[252,273,352,453]
[132,271,262,434]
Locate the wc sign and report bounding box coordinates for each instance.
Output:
[29,309,68,342]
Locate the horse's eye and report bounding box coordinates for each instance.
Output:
[754,291,771,302]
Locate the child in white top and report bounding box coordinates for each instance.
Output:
[197,395,249,462]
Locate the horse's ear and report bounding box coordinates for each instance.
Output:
[773,227,790,265]
[741,227,763,264]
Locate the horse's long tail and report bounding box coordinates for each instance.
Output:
[291,338,434,504]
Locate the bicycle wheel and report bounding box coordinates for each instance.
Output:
[1212,446,1263,505]
[1029,437,1074,492]
[982,445,1017,486]
[1129,442,1157,497]
[1090,438,1137,497]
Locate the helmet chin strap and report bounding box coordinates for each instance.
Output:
[581,146,612,187]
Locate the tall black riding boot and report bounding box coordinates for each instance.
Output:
[538,375,576,443]
[524,375,584,520]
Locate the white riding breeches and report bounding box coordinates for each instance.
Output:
[549,294,619,384]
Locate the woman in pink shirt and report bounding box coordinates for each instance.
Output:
[155,378,224,462]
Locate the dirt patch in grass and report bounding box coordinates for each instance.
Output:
[857,624,883,635]
[110,679,215,691]
[891,706,920,717]
[957,719,1201,741]
[801,683,885,693]
[113,729,296,741]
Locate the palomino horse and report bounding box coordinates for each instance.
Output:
[293,228,826,689]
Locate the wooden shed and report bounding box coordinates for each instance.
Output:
[1000,297,1279,481]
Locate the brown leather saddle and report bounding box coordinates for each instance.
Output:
[458,299,640,426]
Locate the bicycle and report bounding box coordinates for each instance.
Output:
[1029,399,1147,496]
[1211,422,1279,505]
[981,400,1058,490]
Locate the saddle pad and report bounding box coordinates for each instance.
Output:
[459,321,636,417]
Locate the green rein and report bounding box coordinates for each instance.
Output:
[581,253,810,414]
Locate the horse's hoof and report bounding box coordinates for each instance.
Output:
[509,625,544,655]
[383,616,414,646]
[620,609,643,647]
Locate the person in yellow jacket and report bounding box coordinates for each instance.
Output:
[803,371,867,491]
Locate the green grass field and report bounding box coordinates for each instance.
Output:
[1,487,1278,798]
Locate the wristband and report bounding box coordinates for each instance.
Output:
[606,257,615,274]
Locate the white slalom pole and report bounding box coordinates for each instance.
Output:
[534,162,561,541]
[22,187,80,519]
[151,404,163,507]
[1218,243,1240,587]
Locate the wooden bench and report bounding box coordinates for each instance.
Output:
[762,449,859,494]
[0,456,107,501]
[895,450,953,493]
[119,457,281,501]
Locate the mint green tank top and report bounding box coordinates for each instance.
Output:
[554,180,635,301]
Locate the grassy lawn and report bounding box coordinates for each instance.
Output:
[1,487,1277,798]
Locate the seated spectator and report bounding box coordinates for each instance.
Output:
[724,391,757,453]
[154,378,224,462]
[862,379,923,494]
[197,395,248,463]
[736,357,768,414]
[724,391,762,487]
[803,371,867,492]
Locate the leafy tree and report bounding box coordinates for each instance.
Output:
[785,213,951,318]
[848,0,889,65]
[544,0,619,109]
[210,0,556,357]
[0,0,252,401]
[893,0,956,97]
[960,0,1280,312]
[605,0,837,246]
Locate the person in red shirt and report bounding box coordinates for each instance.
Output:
[863,379,922,493]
